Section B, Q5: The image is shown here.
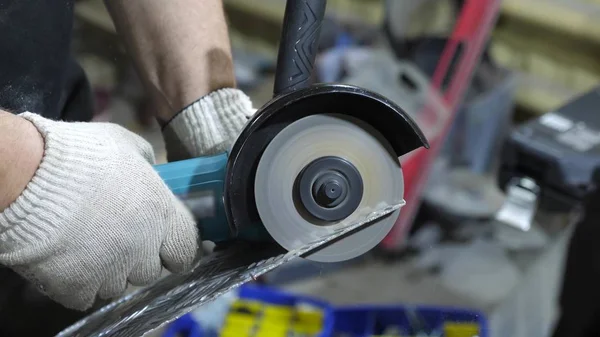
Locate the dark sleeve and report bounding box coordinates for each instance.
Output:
[552,188,600,337]
[0,0,91,121]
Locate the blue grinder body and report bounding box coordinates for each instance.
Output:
[154,153,269,243]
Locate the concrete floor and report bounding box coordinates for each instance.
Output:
[284,259,481,308]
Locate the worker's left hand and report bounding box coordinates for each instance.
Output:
[162,88,255,162]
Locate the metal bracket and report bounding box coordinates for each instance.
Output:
[495,177,540,231]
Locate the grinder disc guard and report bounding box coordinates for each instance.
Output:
[255,113,405,262]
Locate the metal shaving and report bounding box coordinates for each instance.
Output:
[57,203,403,337]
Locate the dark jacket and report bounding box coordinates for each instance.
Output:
[0,1,95,336]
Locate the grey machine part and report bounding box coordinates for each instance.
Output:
[497,88,600,231]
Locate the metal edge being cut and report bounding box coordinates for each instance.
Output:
[254,113,405,263]
[57,203,403,337]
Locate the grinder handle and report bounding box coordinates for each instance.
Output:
[273,0,327,96]
[154,153,233,243]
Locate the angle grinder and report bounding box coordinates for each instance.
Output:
[155,0,429,263]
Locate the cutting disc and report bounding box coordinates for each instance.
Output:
[254,113,404,262]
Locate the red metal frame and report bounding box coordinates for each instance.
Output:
[381,0,504,250]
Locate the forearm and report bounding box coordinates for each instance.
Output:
[0,111,44,211]
[105,0,236,124]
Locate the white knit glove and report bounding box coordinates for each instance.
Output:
[162,88,255,161]
[0,112,200,311]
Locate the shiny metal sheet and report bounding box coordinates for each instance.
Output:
[57,202,403,337]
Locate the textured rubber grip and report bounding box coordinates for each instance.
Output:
[273,0,327,96]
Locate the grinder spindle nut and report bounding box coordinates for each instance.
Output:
[297,156,363,222]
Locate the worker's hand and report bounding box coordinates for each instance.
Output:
[162,88,255,161]
[0,113,199,311]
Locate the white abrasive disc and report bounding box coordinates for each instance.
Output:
[254,113,404,262]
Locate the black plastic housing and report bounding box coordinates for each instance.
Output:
[498,88,600,212]
[274,0,326,95]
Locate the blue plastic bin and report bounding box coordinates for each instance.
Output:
[238,284,335,337]
[239,284,331,309]
[330,305,487,337]
[329,308,376,336]
[165,285,487,337]
[163,313,204,337]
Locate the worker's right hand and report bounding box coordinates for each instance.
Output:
[0,112,200,311]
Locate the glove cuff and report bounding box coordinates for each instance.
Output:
[162,88,254,161]
[0,113,107,255]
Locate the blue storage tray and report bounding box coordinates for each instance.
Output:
[238,284,335,337]
[164,284,487,337]
[239,284,332,310]
[163,314,205,337]
[331,305,487,337]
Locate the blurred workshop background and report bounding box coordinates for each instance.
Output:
[71,0,600,336]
